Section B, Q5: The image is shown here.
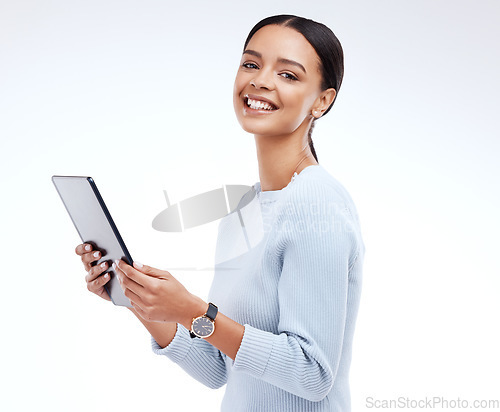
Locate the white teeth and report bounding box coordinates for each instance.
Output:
[246,98,275,111]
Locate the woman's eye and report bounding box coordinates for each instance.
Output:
[279,72,298,81]
[242,62,259,69]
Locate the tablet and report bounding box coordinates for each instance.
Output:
[52,176,133,308]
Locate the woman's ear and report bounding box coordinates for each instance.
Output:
[312,88,336,118]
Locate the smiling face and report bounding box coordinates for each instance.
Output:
[233,24,327,138]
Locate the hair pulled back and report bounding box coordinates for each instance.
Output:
[244,15,344,163]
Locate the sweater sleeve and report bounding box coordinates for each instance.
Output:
[151,323,227,389]
[232,182,360,402]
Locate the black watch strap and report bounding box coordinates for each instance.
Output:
[206,302,218,321]
[189,303,218,338]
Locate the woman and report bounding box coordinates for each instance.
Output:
[77,15,364,411]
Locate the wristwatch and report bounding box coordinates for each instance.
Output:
[189,302,218,339]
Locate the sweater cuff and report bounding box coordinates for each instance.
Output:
[151,323,193,363]
[232,324,274,376]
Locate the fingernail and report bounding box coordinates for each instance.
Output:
[134,261,143,269]
[93,251,99,258]
[112,262,117,270]
[100,262,106,269]
[104,273,109,279]
[85,245,91,251]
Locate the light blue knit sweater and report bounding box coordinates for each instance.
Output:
[152,165,364,411]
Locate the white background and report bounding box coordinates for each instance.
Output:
[1,1,499,411]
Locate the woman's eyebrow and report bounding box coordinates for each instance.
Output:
[277,57,306,74]
[243,49,307,74]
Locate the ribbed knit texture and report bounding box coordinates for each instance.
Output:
[151,165,365,411]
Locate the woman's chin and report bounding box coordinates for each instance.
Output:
[239,123,274,136]
[235,116,274,136]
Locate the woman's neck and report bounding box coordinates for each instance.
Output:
[254,129,318,192]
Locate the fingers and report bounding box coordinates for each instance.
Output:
[85,261,109,283]
[82,250,102,271]
[75,243,93,255]
[76,243,102,268]
[132,262,171,280]
[86,271,110,293]
[113,262,148,309]
[113,260,146,294]
[77,243,111,301]
[85,267,112,301]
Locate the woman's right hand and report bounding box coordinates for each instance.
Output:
[75,243,111,302]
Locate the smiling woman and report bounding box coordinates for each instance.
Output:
[238,15,343,168]
[76,14,363,412]
[234,16,343,180]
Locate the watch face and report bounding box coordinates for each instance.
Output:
[192,316,214,338]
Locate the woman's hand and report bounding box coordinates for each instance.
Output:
[75,243,111,302]
[113,260,206,327]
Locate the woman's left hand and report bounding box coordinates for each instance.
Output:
[113,260,205,326]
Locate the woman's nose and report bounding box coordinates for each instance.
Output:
[250,69,275,90]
